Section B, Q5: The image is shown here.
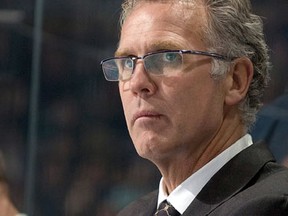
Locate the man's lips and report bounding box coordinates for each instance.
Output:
[132,111,162,123]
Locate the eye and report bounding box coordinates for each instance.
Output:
[163,52,181,62]
[143,51,183,76]
[160,52,183,71]
[123,58,133,69]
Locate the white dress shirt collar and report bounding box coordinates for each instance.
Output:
[157,134,253,214]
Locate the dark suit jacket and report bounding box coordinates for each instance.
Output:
[117,142,288,215]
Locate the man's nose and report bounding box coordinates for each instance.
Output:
[129,62,157,97]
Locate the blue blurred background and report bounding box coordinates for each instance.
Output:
[0,0,287,215]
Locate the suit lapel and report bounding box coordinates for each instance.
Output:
[182,142,275,216]
[117,190,158,216]
[138,190,158,216]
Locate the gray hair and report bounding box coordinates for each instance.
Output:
[119,0,271,129]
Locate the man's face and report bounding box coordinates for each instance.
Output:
[117,2,228,163]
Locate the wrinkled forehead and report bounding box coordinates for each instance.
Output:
[118,0,209,54]
[121,0,206,25]
[124,0,203,8]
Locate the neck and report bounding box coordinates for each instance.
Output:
[154,110,246,194]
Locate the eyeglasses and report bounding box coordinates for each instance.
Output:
[100,50,234,81]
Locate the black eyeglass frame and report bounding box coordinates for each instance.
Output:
[100,49,235,81]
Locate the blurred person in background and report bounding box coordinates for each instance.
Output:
[101,0,288,215]
[252,86,288,167]
[0,151,20,216]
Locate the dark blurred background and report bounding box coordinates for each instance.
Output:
[0,0,287,215]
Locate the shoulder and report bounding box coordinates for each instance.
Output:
[258,161,288,184]
[248,161,288,198]
[216,162,288,215]
[193,142,288,215]
[215,193,288,215]
[117,190,158,216]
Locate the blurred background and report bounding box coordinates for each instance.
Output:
[0,0,287,215]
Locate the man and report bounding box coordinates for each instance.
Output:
[100,0,288,215]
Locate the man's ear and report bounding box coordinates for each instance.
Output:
[225,57,254,106]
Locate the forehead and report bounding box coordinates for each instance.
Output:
[117,1,208,55]
[122,0,205,18]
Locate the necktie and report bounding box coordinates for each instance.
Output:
[154,200,181,216]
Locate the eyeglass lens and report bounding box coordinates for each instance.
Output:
[102,51,184,81]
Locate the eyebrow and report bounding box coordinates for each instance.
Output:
[149,41,183,51]
[115,41,184,57]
